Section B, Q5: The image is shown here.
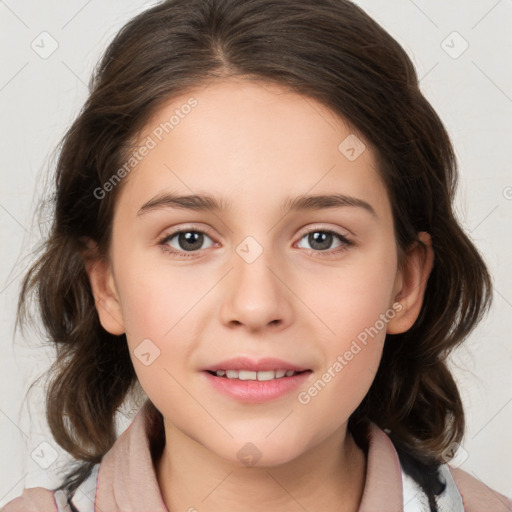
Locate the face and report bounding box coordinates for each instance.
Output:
[88,77,429,467]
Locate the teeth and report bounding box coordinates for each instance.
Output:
[214,369,300,380]
[256,371,275,381]
[238,370,257,380]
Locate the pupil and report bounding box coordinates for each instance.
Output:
[179,231,203,251]
[309,231,332,250]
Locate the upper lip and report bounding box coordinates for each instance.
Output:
[203,356,310,372]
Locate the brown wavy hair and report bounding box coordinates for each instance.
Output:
[16,0,492,510]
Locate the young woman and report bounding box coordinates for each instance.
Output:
[4,0,511,511]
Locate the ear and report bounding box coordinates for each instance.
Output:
[81,239,125,335]
[386,231,434,334]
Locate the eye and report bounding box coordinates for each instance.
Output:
[157,226,354,259]
[158,228,215,258]
[295,228,353,254]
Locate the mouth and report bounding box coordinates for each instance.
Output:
[205,369,309,381]
[202,357,312,403]
[202,356,310,374]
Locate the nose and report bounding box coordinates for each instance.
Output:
[218,243,294,332]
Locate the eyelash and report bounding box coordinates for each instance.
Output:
[157,226,354,259]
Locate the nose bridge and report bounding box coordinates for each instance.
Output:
[219,233,292,330]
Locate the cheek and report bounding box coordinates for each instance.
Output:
[295,343,381,452]
[112,257,199,393]
[299,241,397,341]
[296,286,393,438]
[116,253,206,340]
[293,241,396,412]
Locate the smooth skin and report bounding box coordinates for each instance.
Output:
[84,77,434,512]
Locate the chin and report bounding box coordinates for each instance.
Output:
[219,434,310,469]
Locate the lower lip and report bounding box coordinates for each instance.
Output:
[203,371,312,403]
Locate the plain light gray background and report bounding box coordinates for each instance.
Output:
[1,0,511,506]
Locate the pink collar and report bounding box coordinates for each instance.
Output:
[95,402,403,512]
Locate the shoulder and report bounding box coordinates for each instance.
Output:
[2,465,99,512]
[363,423,512,511]
[2,487,60,512]
[447,465,512,512]
[401,462,512,512]
[401,463,464,511]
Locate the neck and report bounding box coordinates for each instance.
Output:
[155,421,367,512]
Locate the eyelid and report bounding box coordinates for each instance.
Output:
[159,222,352,240]
[158,223,217,241]
[296,223,353,240]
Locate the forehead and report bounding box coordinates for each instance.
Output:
[115,77,391,221]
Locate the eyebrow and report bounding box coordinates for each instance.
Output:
[136,192,377,218]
